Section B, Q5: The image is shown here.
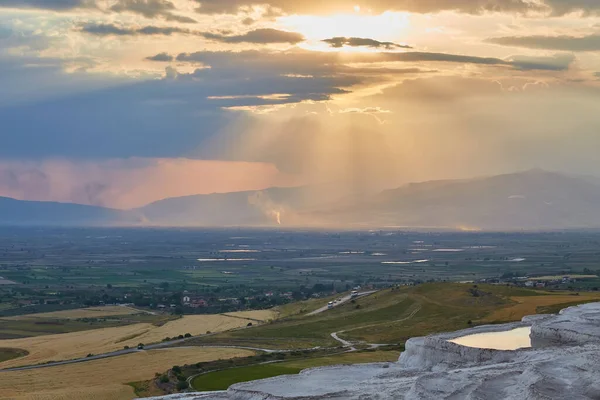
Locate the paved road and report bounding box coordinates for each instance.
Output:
[0,340,328,372]
[2,292,379,373]
[0,336,194,372]
[307,291,377,316]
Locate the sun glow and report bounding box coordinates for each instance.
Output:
[278,11,411,48]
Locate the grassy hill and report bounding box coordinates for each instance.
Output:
[187,283,600,350]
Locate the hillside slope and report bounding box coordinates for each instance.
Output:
[318,169,600,229]
[0,197,126,226]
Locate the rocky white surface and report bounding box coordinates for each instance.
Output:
[146,302,600,400]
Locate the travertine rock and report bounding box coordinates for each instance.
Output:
[147,302,600,400]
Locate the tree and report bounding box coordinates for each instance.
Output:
[184,333,192,338]
[106,284,112,289]
[176,381,188,391]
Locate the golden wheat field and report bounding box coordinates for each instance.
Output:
[0,312,266,368]
[1,347,255,400]
[5,306,144,320]
[482,293,600,322]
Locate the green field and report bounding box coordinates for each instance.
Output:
[191,350,400,391]
[0,313,176,339]
[0,347,28,363]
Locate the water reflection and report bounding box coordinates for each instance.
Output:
[449,327,531,350]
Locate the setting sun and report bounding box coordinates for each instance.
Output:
[278,11,411,46]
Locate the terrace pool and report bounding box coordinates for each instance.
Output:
[448,327,531,350]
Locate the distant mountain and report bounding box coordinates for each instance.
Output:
[0,197,126,226]
[315,169,600,230]
[3,169,600,229]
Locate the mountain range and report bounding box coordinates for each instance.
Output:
[3,169,600,230]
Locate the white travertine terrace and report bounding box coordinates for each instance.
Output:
[147,302,600,400]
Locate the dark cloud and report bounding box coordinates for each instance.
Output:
[323,37,412,50]
[172,49,574,73]
[110,0,197,23]
[0,0,95,10]
[3,0,600,16]
[79,23,191,36]
[79,24,304,44]
[202,28,304,44]
[507,53,575,71]
[192,0,542,15]
[487,34,600,52]
[380,52,574,71]
[145,52,174,61]
[544,0,600,15]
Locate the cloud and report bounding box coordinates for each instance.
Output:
[145,52,174,61]
[191,0,543,15]
[377,52,574,71]
[79,23,191,36]
[544,0,600,15]
[202,28,305,44]
[110,0,197,23]
[0,158,293,208]
[340,107,391,114]
[507,53,575,71]
[323,37,412,50]
[0,0,95,10]
[4,0,600,16]
[171,49,573,73]
[79,24,304,44]
[487,34,600,52]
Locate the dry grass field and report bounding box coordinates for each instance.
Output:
[0,347,255,400]
[0,312,268,368]
[5,306,144,320]
[223,310,278,321]
[481,293,600,323]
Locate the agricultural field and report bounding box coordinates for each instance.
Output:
[3,228,600,297]
[0,347,255,400]
[222,310,278,321]
[0,312,268,368]
[5,306,144,320]
[0,347,28,363]
[530,274,598,281]
[0,312,175,340]
[191,350,400,391]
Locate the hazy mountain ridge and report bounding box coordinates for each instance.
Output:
[0,196,126,226]
[2,170,600,229]
[323,169,600,229]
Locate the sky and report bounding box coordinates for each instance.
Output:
[1,0,600,208]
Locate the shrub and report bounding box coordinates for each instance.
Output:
[176,381,188,391]
[86,353,93,357]
[178,334,184,339]
[247,322,253,327]
[163,337,171,342]
[172,365,182,374]
[184,333,192,338]
[159,375,169,384]
[124,345,130,349]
